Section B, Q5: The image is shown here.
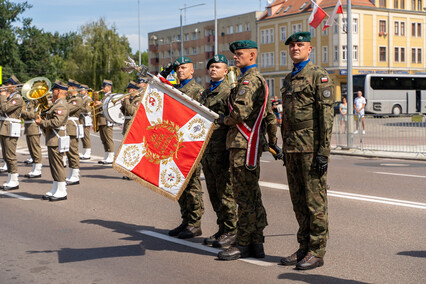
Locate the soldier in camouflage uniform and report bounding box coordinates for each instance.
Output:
[279,32,334,270]
[165,56,205,239]
[217,40,269,261]
[200,55,238,248]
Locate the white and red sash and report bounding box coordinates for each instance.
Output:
[229,79,268,169]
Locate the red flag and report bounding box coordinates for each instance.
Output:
[309,0,327,29]
[323,0,343,31]
[113,76,217,201]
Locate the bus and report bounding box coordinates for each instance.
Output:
[353,74,426,115]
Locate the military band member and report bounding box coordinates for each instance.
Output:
[120,81,142,136]
[21,99,43,178]
[136,77,148,89]
[36,80,69,201]
[65,79,83,185]
[0,75,23,190]
[217,40,268,260]
[279,32,334,270]
[200,55,237,248]
[95,80,114,164]
[79,84,93,160]
[166,56,205,239]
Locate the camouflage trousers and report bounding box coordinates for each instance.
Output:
[178,162,204,227]
[201,151,237,234]
[229,148,268,246]
[285,152,329,258]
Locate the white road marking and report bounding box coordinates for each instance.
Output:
[0,191,33,200]
[259,181,426,210]
[137,230,273,267]
[380,163,410,167]
[375,172,426,179]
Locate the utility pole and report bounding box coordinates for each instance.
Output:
[179,3,206,57]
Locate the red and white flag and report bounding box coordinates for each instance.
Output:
[113,76,217,201]
[323,0,343,31]
[308,0,327,29]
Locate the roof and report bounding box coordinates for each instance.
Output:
[258,0,376,21]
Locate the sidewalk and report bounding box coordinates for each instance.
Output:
[331,146,426,161]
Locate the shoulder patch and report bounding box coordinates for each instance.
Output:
[72,101,77,105]
[322,90,331,98]
[12,100,16,105]
[57,110,63,115]
[238,89,246,95]
[243,81,250,85]
[321,77,328,83]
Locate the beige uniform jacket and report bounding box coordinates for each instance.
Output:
[79,94,93,124]
[97,92,112,126]
[40,98,69,147]
[66,95,83,136]
[21,100,41,135]
[0,92,23,137]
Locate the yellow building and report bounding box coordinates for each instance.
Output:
[258,0,426,101]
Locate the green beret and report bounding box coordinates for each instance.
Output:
[229,40,258,53]
[206,54,228,69]
[285,31,311,45]
[173,56,192,70]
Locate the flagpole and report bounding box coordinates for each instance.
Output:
[347,0,354,147]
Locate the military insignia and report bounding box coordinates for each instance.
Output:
[160,166,182,189]
[243,81,250,85]
[144,90,162,114]
[57,110,62,115]
[143,119,184,165]
[187,118,206,140]
[214,55,219,61]
[122,145,142,168]
[321,77,328,83]
[12,100,16,105]
[323,90,331,98]
[238,89,246,95]
[72,101,77,105]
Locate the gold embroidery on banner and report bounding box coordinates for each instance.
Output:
[143,119,184,165]
[187,118,206,140]
[160,166,181,189]
[122,145,142,168]
[144,89,162,114]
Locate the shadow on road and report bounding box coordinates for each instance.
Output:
[397,250,426,258]
[278,273,371,283]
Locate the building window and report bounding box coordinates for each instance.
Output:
[292,24,302,34]
[265,29,270,43]
[412,48,416,63]
[400,0,405,8]
[412,48,422,63]
[379,46,387,62]
[185,33,189,41]
[192,33,197,40]
[261,30,265,44]
[395,22,400,35]
[261,28,274,44]
[322,22,328,35]
[334,46,339,61]
[394,47,400,61]
[310,47,316,64]
[280,51,287,66]
[353,45,358,61]
[334,22,339,34]
[322,46,328,63]
[184,48,189,56]
[246,23,250,31]
[266,79,275,97]
[353,18,358,33]
[417,23,422,37]
[228,26,234,34]
[192,47,197,55]
[394,0,399,8]
[401,47,405,62]
[418,48,422,63]
[342,45,347,61]
[379,0,387,7]
[379,20,387,33]
[237,24,243,33]
[270,28,274,43]
[401,22,406,36]
[411,23,416,36]
[280,26,287,41]
[411,0,415,9]
[261,52,274,67]
[342,18,347,33]
[309,26,315,38]
[418,0,422,10]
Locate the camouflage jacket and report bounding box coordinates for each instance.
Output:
[200,80,231,153]
[40,98,69,147]
[224,66,267,150]
[0,92,23,137]
[280,61,334,156]
[178,79,203,101]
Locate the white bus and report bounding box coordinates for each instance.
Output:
[353,74,426,115]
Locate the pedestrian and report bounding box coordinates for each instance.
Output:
[216,40,269,261]
[339,97,347,133]
[165,56,205,240]
[200,54,238,248]
[271,95,282,125]
[280,31,334,270]
[354,90,366,134]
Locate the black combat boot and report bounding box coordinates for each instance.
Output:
[251,244,265,258]
[212,233,236,248]
[280,249,308,266]
[168,223,187,237]
[203,229,223,246]
[217,244,251,261]
[177,225,202,239]
[296,253,324,270]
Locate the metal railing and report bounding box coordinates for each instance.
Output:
[332,114,426,154]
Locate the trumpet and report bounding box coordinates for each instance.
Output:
[0,84,23,91]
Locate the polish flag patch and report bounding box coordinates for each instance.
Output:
[321,77,328,83]
[57,110,62,115]
[72,101,77,105]
[243,81,250,85]
[12,100,16,105]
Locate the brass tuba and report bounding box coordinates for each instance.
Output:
[226,66,240,88]
[21,77,51,114]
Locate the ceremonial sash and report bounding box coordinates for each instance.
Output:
[229,80,268,169]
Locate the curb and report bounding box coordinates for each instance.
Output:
[331,148,426,161]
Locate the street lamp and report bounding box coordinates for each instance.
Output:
[179,3,206,56]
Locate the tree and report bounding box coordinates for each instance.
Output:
[64,18,133,91]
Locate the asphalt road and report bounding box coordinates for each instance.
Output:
[1,127,425,284]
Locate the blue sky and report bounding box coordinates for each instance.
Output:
[15,0,267,52]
